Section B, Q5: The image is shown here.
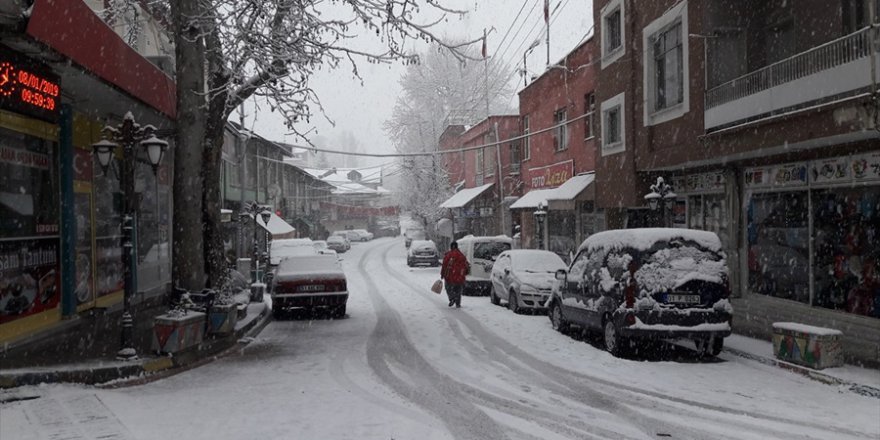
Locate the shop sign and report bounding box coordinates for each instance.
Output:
[811,157,850,184]
[0,238,60,324]
[528,160,573,189]
[746,163,808,188]
[674,171,725,194]
[0,145,51,170]
[850,151,880,183]
[0,46,61,123]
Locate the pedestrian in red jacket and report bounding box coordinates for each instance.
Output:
[441,241,469,308]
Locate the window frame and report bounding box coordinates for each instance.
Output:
[600,0,626,69]
[553,108,569,152]
[601,92,626,156]
[522,115,531,161]
[584,92,596,140]
[642,1,690,126]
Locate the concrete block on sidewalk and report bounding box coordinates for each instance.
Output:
[772,322,844,370]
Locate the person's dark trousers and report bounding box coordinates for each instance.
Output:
[446,283,464,307]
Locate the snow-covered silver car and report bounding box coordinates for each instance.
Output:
[407,240,439,267]
[548,228,733,358]
[490,250,567,313]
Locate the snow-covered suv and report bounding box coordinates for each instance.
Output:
[548,228,733,357]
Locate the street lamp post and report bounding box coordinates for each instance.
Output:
[240,202,272,301]
[534,201,547,250]
[92,112,168,360]
[644,177,677,227]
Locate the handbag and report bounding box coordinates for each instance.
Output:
[431,279,443,294]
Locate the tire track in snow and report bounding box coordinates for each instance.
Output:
[358,240,511,440]
[377,241,876,440]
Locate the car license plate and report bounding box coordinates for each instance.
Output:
[667,294,700,304]
[297,285,325,292]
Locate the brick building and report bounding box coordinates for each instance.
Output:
[438,116,520,237]
[512,37,600,258]
[592,0,880,365]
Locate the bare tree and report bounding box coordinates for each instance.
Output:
[385,43,514,227]
[165,0,481,290]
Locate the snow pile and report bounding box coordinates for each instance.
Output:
[772,322,843,336]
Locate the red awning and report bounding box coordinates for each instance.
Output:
[26,0,176,119]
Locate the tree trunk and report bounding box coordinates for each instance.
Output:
[202,12,232,289]
[171,0,207,291]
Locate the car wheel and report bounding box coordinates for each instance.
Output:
[271,306,284,320]
[490,284,501,306]
[603,317,625,357]
[333,304,346,319]
[695,336,724,358]
[508,290,519,314]
[549,301,569,333]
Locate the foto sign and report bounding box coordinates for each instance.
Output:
[528,160,573,189]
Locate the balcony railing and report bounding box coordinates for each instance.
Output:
[706,26,877,109]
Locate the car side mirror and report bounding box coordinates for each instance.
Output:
[555,269,567,281]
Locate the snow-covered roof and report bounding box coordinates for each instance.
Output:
[551,172,594,200]
[509,188,556,209]
[301,165,384,185]
[439,183,494,209]
[254,212,296,237]
[578,228,723,254]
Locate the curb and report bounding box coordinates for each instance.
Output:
[0,302,272,389]
[723,347,880,399]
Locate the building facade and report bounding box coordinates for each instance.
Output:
[514,38,600,257]
[592,0,880,365]
[1,0,175,352]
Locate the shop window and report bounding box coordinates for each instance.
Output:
[93,158,124,298]
[812,187,879,318]
[688,194,729,246]
[747,191,810,304]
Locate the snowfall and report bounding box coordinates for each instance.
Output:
[2,238,879,440]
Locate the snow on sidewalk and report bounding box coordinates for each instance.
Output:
[724,334,880,393]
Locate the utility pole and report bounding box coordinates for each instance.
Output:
[483,28,490,119]
[237,109,246,260]
[494,122,505,236]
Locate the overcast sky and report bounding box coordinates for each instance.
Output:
[243,0,594,164]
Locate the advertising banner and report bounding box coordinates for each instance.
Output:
[0,238,60,324]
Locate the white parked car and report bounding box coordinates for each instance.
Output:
[270,238,316,266]
[455,235,512,295]
[407,240,439,267]
[490,250,567,313]
[352,229,374,241]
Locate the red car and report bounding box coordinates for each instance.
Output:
[271,254,348,319]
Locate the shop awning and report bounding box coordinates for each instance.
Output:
[550,173,595,200]
[254,212,296,238]
[439,183,494,209]
[510,173,595,210]
[509,188,557,209]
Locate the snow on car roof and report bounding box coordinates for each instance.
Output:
[578,228,723,254]
[411,240,436,248]
[272,238,314,249]
[457,234,512,243]
[504,249,566,270]
[274,255,345,282]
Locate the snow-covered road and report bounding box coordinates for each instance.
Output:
[3,238,879,440]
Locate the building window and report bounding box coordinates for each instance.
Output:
[484,134,495,176]
[476,148,484,180]
[553,108,568,151]
[642,1,689,125]
[510,142,521,174]
[600,0,625,68]
[601,92,625,156]
[584,93,595,139]
[522,115,530,160]
[653,21,683,111]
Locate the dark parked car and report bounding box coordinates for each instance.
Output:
[271,254,348,318]
[548,228,733,357]
[407,240,439,267]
